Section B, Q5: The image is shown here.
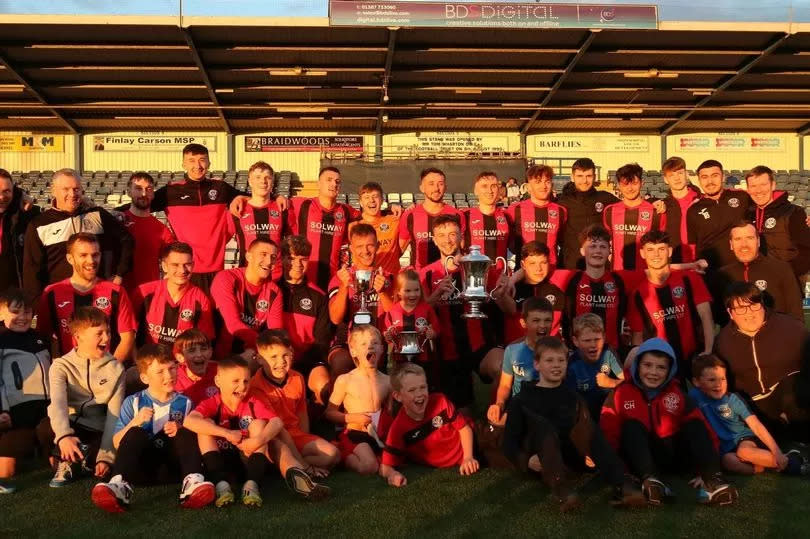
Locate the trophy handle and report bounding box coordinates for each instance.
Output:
[489,256,510,300]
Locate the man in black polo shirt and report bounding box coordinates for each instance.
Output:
[687,159,751,271]
[715,221,802,323]
[745,165,810,283]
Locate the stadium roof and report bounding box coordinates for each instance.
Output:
[2,21,810,135]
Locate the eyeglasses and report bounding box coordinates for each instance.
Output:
[729,302,763,315]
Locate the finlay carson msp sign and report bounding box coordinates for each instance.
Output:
[329,1,658,29]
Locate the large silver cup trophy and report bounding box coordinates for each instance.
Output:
[446,245,507,319]
[352,269,374,325]
[390,330,429,361]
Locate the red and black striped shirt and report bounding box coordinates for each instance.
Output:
[380,301,441,363]
[131,280,215,346]
[507,200,567,265]
[229,200,288,280]
[38,278,137,356]
[399,204,464,270]
[462,207,511,264]
[663,190,699,263]
[419,259,494,360]
[628,270,711,369]
[210,267,282,356]
[602,200,665,270]
[278,279,332,364]
[503,279,564,344]
[288,197,360,292]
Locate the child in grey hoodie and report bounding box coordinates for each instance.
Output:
[37,306,124,488]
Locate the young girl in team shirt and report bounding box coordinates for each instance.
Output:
[381,270,439,376]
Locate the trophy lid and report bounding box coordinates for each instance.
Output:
[459,244,492,264]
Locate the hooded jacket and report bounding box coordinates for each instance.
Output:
[0,325,50,415]
[555,182,618,269]
[714,310,808,402]
[600,338,715,450]
[716,254,803,322]
[0,186,40,291]
[751,191,810,278]
[46,349,125,464]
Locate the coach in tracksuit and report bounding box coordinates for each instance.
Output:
[23,169,133,301]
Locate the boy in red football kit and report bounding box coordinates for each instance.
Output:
[601,338,738,506]
[132,242,214,347]
[173,329,218,406]
[602,163,665,271]
[184,355,329,507]
[326,325,391,475]
[628,230,714,379]
[114,172,174,293]
[379,363,479,487]
[228,161,288,280]
[37,232,136,363]
[249,330,340,476]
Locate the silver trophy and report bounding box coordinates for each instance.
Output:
[353,269,374,325]
[446,245,507,319]
[390,330,429,361]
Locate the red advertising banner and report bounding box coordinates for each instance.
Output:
[329,1,658,29]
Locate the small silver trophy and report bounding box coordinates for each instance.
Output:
[390,330,429,361]
[352,268,374,325]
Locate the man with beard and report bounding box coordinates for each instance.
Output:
[715,222,802,322]
[603,163,665,271]
[507,165,565,266]
[229,161,288,281]
[745,165,810,282]
[24,169,134,300]
[210,237,283,360]
[400,168,463,270]
[115,172,174,293]
[687,159,751,271]
[149,144,245,293]
[661,157,700,263]
[555,158,618,269]
[0,168,40,291]
[131,241,215,347]
[36,232,136,363]
[627,230,714,379]
[277,235,333,405]
[328,224,394,377]
[420,215,502,410]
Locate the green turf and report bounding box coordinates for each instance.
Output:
[2,460,810,538]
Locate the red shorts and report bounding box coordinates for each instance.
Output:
[334,429,382,462]
[287,428,321,453]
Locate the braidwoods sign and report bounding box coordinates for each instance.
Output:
[244,136,365,152]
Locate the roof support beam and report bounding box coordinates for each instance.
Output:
[181,28,231,133]
[797,121,810,136]
[376,27,397,137]
[660,33,790,136]
[520,31,597,135]
[0,50,78,133]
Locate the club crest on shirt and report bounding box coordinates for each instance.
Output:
[300,298,312,310]
[497,214,507,223]
[154,438,165,448]
[380,222,390,232]
[206,386,218,397]
[604,281,616,293]
[335,210,344,221]
[208,189,218,201]
[270,210,280,218]
[718,404,733,419]
[640,211,650,220]
[415,316,428,328]
[95,297,110,309]
[600,363,610,374]
[239,416,253,429]
[545,294,556,305]
[672,286,685,299]
[662,393,680,413]
[595,202,604,212]
[755,279,768,291]
[728,197,739,208]
[170,410,184,422]
[765,217,776,229]
[431,415,444,428]
[548,209,557,219]
[180,309,194,321]
[256,299,269,312]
